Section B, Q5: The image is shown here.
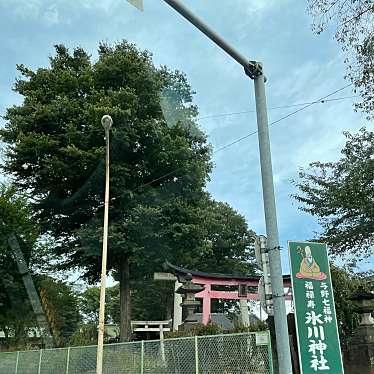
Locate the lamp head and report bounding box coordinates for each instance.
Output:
[101,115,113,131]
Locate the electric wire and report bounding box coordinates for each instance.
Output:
[133,83,354,192]
[197,95,358,120]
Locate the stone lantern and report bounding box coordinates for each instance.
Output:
[346,287,374,374]
[351,287,374,326]
[176,273,204,330]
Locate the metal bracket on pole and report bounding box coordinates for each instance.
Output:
[268,245,282,253]
[244,61,263,80]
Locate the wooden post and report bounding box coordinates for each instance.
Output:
[202,284,211,325]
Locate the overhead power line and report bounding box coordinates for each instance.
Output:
[134,83,353,192]
[197,94,358,121]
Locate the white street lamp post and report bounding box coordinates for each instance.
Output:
[96,115,113,374]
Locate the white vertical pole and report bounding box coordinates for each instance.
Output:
[239,299,250,326]
[65,347,71,374]
[173,280,182,331]
[194,336,199,374]
[96,115,113,374]
[37,350,43,374]
[14,351,20,374]
[140,340,144,374]
[160,324,165,362]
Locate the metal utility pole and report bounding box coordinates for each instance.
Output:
[253,73,292,372]
[126,1,292,372]
[96,115,113,374]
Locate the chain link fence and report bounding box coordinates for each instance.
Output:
[0,332,272,374]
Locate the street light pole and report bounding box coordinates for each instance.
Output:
[125,1,292,372]
[96,115,113,374]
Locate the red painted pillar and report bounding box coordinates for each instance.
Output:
[202,284,211,325]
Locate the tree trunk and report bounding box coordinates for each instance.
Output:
[119,256,131,342]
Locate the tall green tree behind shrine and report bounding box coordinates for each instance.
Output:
[0,42,213,341]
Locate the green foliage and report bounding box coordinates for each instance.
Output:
[79,285,120,323]
[0,183,38,255]
[68,322,98,347]
[0,184,81,349]
[131,280,174,321]
[36,276,81,344]
[293,128,373,258]
[330,266,367,347]
[232,320,268,333]
[194,198,255,274]
[0,41,213,340]
[0,41,212,279]
[0,184,39,349]
[307,0,374,118]
[165,321,267,338]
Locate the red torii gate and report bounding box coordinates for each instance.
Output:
[165,262,292,325]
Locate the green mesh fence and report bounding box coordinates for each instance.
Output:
[0,351,17,374]
[0,332,272,374]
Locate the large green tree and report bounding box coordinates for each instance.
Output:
[69,195,256,338]
[293,128,373,258]
[196,198,255,274]
[79,285,120,324]
[0,41,212,341]
[307,0,374,118]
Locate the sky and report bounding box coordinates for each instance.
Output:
[0,0,372,276]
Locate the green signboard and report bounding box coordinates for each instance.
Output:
[288,241,344,373]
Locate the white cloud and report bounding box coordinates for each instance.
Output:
[10,0,42,19]
[42,5,59,26]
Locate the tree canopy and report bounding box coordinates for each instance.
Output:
[307,0,374,118]
[293,128,373,258]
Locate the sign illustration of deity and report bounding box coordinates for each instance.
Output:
[296,245,327,281]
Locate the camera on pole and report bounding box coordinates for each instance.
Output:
[255,235,273,316]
